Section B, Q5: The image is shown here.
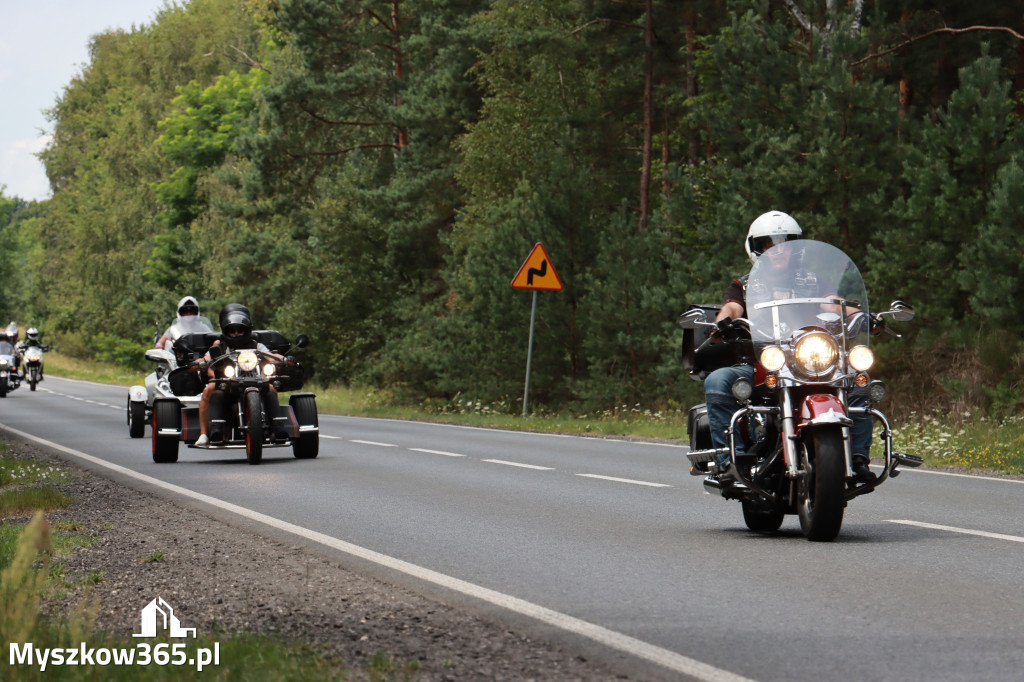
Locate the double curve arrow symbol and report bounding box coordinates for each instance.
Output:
[527,259,547,285]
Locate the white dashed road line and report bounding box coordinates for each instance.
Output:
[888,520,1024,544]
[576,474,672,488]
[482,459,555,471]
[409,448,467,457]
[350,440,398,447]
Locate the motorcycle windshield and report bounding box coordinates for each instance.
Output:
[167,315,214,342]
[746,240,869,351]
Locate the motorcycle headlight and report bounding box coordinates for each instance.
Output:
[223,364,237,379]
[848,345,874,372]
[238,350,259,372]
[0,358,9,367]
[25,348,43,362]
[263,363,276,377]
[760,346,786,372]
[793,332,838,377]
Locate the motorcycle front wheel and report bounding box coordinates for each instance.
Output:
[797,426,846,541]
[244,391,264,465]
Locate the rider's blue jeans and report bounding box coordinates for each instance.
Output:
[704,365,872,468]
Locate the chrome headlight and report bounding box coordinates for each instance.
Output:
[731,377,753,402]
[263,363,276,377]
[793,332,838,376]
[223,364,237,379]
[848,345,874,372]
[238,350,259,372]
[869,380,887,403]
[760,346,786,372]
[0,358,9,368]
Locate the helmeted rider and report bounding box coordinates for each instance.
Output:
[155,296,211,350]
[699,211,876,483]
[194,304,286,447]
[16,327,47,378]
[0,328,20,375]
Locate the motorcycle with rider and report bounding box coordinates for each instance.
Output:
[679,211,921,541]
[17,327,50,391]
[151,303,318,465]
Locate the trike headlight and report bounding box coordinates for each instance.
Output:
[237,350,259,372]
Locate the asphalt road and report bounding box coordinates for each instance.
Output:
[3,376,1023,681]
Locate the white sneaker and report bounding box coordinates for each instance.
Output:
[195,434,209,447]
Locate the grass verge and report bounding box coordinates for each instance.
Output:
[1,444,417,681]
[3,515,418,682]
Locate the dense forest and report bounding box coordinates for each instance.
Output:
[1,0,1022,418]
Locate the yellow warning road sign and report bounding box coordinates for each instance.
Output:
[511,243,563,291]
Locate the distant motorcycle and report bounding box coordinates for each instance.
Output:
[679,240,922,541]
[151,330,318,465]
[22,344,48,391]
[0,339,21,397]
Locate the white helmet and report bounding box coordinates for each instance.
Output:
[175,296,200,319]
[745,211,802,265]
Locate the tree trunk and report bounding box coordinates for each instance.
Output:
[637,0,653,232]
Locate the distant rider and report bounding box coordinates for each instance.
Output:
[16,327,48,378]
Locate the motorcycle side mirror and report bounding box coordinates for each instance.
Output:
[678,309,708,329]
[885,300,915,322]
[295,334,310,349]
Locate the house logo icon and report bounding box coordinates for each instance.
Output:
[133,597,197,638]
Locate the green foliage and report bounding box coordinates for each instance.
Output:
[12,0,1024,417]
[155,69,267,228]
[91,332,149,371]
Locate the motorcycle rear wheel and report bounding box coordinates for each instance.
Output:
[797,426,846,541]
[290,394,319,459]
[244,391,264,465]
[128,397,146,438]
[152,401,180,464]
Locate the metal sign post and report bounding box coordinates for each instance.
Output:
[522,290,538,418]
[511,243,563,418]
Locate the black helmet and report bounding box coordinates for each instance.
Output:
[219,304,253,347]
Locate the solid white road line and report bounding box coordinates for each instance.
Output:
[350,439,397,447]
[576,474,672,488]
[1,423,757,682]
[482,459,555,471]
[409,448,467,457]
[888,520,1024,544]
[900,468,1024,484]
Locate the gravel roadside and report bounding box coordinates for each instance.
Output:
[3,433,635,681]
